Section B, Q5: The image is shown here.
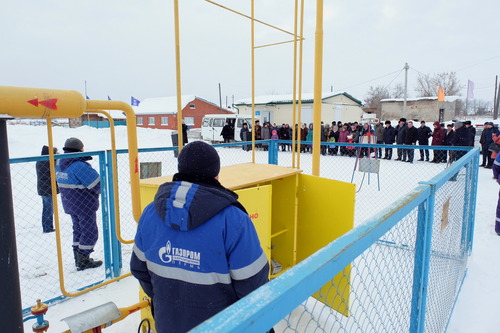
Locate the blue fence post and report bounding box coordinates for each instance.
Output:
[98,151,112,279]
[409,187,436,333]
[106,150,122,278]
[268,139,278,165]
[467,149,480,253]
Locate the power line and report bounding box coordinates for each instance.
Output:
[334,69,403,92]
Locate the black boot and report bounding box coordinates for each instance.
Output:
[73,248,79,267]
[76,251,103,271]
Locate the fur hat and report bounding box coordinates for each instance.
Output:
[63,137,84,151]
[178,141,220,178]
[454,121,463,128]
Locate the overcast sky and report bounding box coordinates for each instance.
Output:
[1,0,499,107]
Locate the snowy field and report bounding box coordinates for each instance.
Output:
[5,124,499,332]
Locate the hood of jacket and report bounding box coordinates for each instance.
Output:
[59,154,93,171]
[433,121,441,129]
[153,175,241,231]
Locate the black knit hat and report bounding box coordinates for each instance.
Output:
[178,141,220,178]
[63,137,84,151]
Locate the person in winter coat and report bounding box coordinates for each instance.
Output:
[338,125,349,156]
[395,118,407,161]
[480,122,499,168]
[182,121,189,146]
[431,121,446,163]
[382,121,395,160]
[220,123,233,143]
[491,153,500,236]
[240,123,250,151]
[130,141,271,333]
[450,121,472,162]
[36,145,59,233]
[306,123,314,153]
[464,120,476,146]
[56,137,102,271]
[360,123,374,158]
[402,121,418,163]
[300,123,308,152]
[375,121,384,158]
[443,124,455,163]
[417,120,432,161]
[261,122,271,151]
[329,125,340,155]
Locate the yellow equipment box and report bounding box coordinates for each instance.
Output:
[138,163,355,326]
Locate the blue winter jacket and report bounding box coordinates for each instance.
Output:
[130,179,269,333]
[56,154,100,215]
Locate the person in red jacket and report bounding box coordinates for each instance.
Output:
[430,121,446,163]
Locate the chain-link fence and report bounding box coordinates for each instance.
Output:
[194,145,479,333]
[11,139,477,332]
[10,151,110,311]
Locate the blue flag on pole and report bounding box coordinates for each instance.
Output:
[86,95,90,100]
[107,95,112,101]
[131,96,141,106]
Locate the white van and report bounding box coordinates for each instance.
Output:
[201,114,259,142]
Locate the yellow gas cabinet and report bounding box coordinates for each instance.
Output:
[138,163,355,321]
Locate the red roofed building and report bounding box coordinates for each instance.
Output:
[134,95,233,129]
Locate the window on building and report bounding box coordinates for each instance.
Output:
[149,117,155,125]
[184,117,194,126]
[161,117,168,126]
[190,104,196,109]
[137,117,143,125]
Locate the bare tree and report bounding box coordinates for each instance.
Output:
[392,83,405,98]
[365,85,391,108]
[415,72,464,97]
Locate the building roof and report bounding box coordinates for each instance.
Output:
[380,96,461,103]
[133,95,225,115]
[234,92,363,106]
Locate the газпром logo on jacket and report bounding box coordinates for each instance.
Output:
[158,241,201,267]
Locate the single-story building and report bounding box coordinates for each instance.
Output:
[233,92,364,125]
[133,95,233,130]
[380,96,460,123]
[70,110,127,128]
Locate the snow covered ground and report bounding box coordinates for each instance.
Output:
[5,123,498,332]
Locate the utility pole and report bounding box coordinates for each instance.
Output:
[403,62,409,118]
[218,83,222,111]
[494,75,499,120]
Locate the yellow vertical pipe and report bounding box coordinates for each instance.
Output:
[174,0,184,150]
[291,0,298,169]
[85,101,141,222]
[312,0,324,176]
[92,110,134,244]
[297,0,305,169]
[45,117,66,296]
[251,0,256,163]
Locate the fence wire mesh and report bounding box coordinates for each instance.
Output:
[277,208,419,332]
[10,138,476,333]
[11,153,107,310]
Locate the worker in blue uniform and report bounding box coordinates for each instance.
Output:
[131,141,271,333]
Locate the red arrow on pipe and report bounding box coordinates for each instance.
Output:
[39,99,58,110]
[27,98,39,107]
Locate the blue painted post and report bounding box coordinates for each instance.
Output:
[467,149,480,253]
[106,150,122,278]
[98,151,112,279]
[409,188,435,333]
[268,140,279,165]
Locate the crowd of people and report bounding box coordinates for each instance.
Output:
[248,118,498,165]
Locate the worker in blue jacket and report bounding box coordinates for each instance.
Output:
[56,137,102,271]
[130,141,271,333]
